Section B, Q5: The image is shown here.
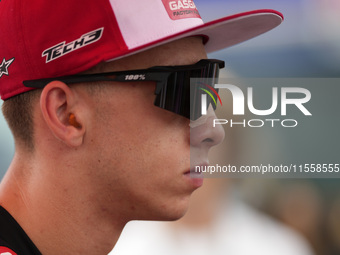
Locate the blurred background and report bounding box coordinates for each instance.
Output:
[1,0,340,254]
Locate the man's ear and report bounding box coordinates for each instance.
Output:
[40,81,85,147]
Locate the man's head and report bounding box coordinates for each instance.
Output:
[0,0,283,221]
[1,37,224,223]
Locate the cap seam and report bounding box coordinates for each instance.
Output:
[104,0,128,53]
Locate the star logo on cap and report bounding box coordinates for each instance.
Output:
[0,57,15,78]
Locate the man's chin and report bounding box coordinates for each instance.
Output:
[133,198,192,222]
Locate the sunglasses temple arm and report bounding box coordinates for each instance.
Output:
[23,72,170,90]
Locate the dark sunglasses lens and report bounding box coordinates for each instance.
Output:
[190,63,220,120]
[154,71,190,118]
[154,61,221,120]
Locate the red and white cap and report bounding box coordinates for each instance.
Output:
[0,0,283,100]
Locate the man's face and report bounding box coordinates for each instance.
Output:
[79,37,224,222]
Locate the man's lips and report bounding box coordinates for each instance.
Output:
[185,162,209,177]
[186,167,201,175]
[184,164,205,188]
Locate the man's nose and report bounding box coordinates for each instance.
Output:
[190,107,225,149]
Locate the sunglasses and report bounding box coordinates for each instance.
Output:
[23,59,225,120]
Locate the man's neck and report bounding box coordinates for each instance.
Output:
[0,154,126,255]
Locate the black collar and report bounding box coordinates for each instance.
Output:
[0,206,41,255]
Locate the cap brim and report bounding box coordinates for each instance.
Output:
[124,9,283,59]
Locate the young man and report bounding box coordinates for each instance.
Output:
[0,0,283,254]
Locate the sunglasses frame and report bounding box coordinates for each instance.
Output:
[23,59,225,120]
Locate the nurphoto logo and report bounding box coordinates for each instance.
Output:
[195,79,312,128]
